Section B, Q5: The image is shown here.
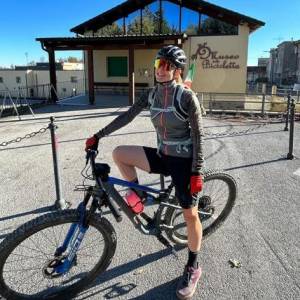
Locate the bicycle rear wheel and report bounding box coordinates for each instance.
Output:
[0,209,116,300]
[165,171,237,245]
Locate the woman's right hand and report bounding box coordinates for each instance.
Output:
[190,174,203,195]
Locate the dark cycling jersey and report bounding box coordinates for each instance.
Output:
[95,80,204,174]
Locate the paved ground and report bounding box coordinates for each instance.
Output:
[0,100,299,300]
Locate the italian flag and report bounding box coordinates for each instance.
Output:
[183,60,196,89]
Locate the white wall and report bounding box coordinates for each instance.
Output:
[0,70,85,98]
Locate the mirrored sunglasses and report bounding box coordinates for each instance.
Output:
[154,58,173,70]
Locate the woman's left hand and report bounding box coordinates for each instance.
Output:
[190,174,203,194]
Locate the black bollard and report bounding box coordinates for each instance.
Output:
[287,98,295,160]
[284,94,291,131]
[49,116,70,209]
[160,174,165,190]
[261,94,266,116]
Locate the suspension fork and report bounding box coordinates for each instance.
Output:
[53,188,97,274]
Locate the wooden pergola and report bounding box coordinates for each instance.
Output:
[36,34,188,105]
[37,0,264,105]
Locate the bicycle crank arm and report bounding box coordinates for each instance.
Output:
[156,234,179,260]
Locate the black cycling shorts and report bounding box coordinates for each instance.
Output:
[143,146,198,209]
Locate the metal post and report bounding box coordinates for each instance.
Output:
[209,93,212,116]
[49,116,69,209]
[160,174,165,190]
[284,94,291,131]
[287,98,295,160]
[261,93,266,116]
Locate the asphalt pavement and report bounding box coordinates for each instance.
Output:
[0,103,299,300]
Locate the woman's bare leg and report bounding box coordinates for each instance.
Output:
[112,145,150,181]
[183,206,202,252]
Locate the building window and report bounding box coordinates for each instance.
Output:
[126,10,141,35]
[141,1,159,34]
[107,57,128,77]
[16,77,21,84]
[0,77,3,83]
[200,14,238,35]
[71,76,78,83]
[182,7,199,35]
[162,1,180,34]
[97,22,122,36]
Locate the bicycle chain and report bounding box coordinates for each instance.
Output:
[0,126,49,146]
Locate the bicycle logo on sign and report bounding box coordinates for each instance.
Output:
[191,42,240,69]
[191,42,212,60]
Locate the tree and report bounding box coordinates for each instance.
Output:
[127,6,173,35]
[97,22,123,36]
[97,6,174,36]
[67,56,79,63]
[141,6,156,34]
[185,24,198,35]
[127,17,141,35]
[154,9,174,34]
[202,18,237,35]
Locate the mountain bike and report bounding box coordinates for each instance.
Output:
[0,149,237,300]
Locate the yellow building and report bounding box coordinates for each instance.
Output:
[37,0,264,104]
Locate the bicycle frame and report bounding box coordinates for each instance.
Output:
[52,151,178,275]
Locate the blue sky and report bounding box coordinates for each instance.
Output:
[0,0,299,67]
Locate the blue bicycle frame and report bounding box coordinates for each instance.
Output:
[52,173,165,275]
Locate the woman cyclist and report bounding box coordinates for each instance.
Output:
[86,45,204,300]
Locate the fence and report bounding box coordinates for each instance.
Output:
[197,92,300,115]
[17,78,85,100]
[2,80,300,119]
[94,82,148,97]
[0,79,86,118]
[1,98,298,208]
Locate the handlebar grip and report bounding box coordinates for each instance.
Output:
[107,197,122,222]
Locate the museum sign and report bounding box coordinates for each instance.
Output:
[191,42,240,69]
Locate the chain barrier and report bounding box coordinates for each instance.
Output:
[204,116,286,138]
[0,115,293,146]
[0,125,49,147]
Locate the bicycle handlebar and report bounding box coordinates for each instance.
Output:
[86,150,122,223]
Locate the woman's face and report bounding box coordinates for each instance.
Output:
[154,58,175,83]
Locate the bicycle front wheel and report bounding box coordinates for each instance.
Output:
[0,209,117,300]
[165,171,237,245]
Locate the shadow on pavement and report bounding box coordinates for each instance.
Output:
[0,205,55,223]
[77,246,185,300]
[131,278,179,300]
[224,157,287,171]
[204,129,284,141]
